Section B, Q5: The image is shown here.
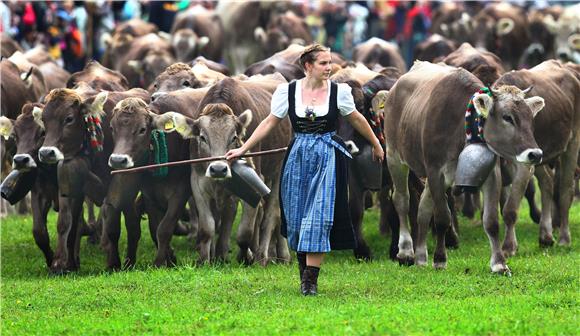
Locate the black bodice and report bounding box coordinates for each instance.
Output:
[288,81,339,134]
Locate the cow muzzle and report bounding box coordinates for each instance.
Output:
[516,148,543,165]
[12,154,37,170]
[108,154,134,169]
[151,91,167,102]
[206,161,231,179]
[38,146,64,164]
[344,140,360,155]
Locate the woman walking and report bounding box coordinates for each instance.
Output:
[226,44,384,296]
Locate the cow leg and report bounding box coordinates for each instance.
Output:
[31,189,54,268]
[380,188,400,261]
[461,193,476,219]
[525,179,541,224]
[445,189,460,249]
[101,201,122,270]
[501,164,534,257]
[415,182,434,266]
[275,222,291,264]
[153,197,187,267]
[386,150,413,265]
[236,201,259,265]
[85,199,100,245]
[192,186,214,264]
[51,195,74,274]
[556,136,580,246]
[214,198,236,263]
[482,163,509,274]
[256,196,279,266]
[187,197,198,243]
[535,165,555,247]
[143,198,162,246]
[350,182,371,261]
[122,205,141,269]
[426,169,452,270]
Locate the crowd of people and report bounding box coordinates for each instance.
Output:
[0,0,565,72]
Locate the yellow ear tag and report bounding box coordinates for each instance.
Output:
[164,119,175,131]
[176,125,187,134]
[379,103,385,109]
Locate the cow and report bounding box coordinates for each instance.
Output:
[414,34,457,63]
[102,18,158,69]
[544,3,580,64]
[108,92,204,267]
[7,51,47,103]
[23,46,70,90]
[383,61,544,273]
[519,6,564,68]
[159,77,292,266]
[352,37,407,74]
[34,87,149,273]
[105,33,175,89]
[494,60,580,255]
[191,56,230,76]
[151,62,226,100]
[66,60,130,92]
[1,33,22,58]
[170,4,224,62]
[254,10,313,59]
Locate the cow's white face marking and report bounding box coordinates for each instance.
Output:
[206,161,231,179]
[516,148,543,164]
[108,154,134,169]
[344,140,360,155]
[12,154,37,170]
[38,146,64,163]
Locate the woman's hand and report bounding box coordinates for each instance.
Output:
[372,143,384,163]
[225,147,247,161]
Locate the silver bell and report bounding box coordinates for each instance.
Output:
[454,143,497,194]
[224,159,271,208]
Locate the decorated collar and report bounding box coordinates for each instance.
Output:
[465,87,492,144]
[83,114,104,154]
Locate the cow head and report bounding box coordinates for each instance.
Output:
[1,104,46,170]
[67,60,130,91]
[37,89,108,164]
[151,63,202,100]
[108,97,170,169]
[172,28,210,62]
[128,50,175,89]
[477,85,544,164]
[160,103,252,179]
[544,11,580,64]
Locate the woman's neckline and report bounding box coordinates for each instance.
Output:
[298,79,330,107]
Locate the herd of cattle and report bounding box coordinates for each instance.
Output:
[0,2,579,275]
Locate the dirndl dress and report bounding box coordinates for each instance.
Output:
[280,81,357,252]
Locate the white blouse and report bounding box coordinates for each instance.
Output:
[270,79,356,119]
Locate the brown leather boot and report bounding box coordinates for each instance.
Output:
[302,265,320,296]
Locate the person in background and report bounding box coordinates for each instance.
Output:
[225,44,384,296]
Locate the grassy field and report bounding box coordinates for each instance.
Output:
[1,201,578,335]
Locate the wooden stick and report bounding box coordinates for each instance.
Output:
[110,147,288,175]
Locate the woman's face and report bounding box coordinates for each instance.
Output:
[306,51,332,80]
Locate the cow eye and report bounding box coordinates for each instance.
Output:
[138,127,147,135]
[502,115,514,125]
[231,135,239,144]
[64,116,74,124]
[153,83,158,89]
[183,81,191,87]
[199,134,206,143]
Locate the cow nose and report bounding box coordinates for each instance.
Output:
[13,155,29,166]
[151,92,165,101]
[109,154,129,169]
[38,147,56,163]
[12,154,36,170]
[207,161,230,178]
[558,50,571,61]
[528,149,543,165]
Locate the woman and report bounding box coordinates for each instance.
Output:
[225,44,384,296]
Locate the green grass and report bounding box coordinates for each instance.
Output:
[1,201,578,335]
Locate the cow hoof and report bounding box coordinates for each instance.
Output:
[354,251,372,262]
[50,261,71,276]
[415,258,427,267]
[557,236,571,246]
[501,242,518,258]
[491,263,511,276]
[433,261,447,270]
[397,255,414,266]
[539,236,554,248]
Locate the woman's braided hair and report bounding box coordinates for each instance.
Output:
[299,44,330,70]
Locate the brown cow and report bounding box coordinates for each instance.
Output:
[544,3,580,64]
[254,10,313,59]
[8,51,47,102]
[494,60,580,255]
[102,18,158,69]
[170,4,224,62]
[1,33,22,58]
[160,77,292,265]
[66,60,130,92]
[443,43,505,87]
[35,87,149,273]
[23,46,70,91]
[151,62,226,100]
[414,34,457,63]
[108,92,205,267]
[352,37,407,74]
[383,61,544,273]
[519,6,564,68]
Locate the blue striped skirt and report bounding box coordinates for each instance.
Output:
[280,132,352,252]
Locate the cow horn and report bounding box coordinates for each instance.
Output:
[21,67,33,82]
[522,86,533,95]
[568,34,580,50]
[496,18,514,36]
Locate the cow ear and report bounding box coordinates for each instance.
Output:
[236,109,253,137]
[543,15,559,34]
[473,93,493,118]
[496,18,515,36]
[153,111,198,139]
[32,106,44,130]
[88,91,108,118]
[525,96,545,118]
[371,90,389,118]
[0,116,15,140]
[198,36,210,49]
[128,60,143,74]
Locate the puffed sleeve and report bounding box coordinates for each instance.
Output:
[270,83,289,119]
[337,83,356,116]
